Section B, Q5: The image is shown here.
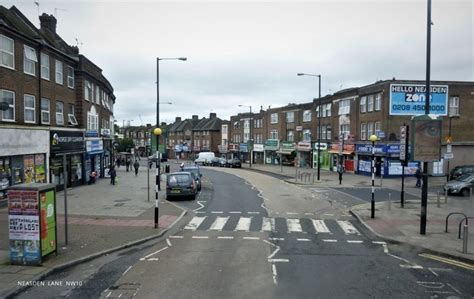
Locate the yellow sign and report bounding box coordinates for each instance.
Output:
[445,136,452,144]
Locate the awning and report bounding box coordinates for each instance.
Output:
[328,150,355,155]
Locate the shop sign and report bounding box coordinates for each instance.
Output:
[240,143,248,153]
[100,129,111,137]
[386,144,400,154]
[296,142,311,151]
[218,145,228,153]
[264,139,279,151]
[253,144,264,152]
[314,143,328,150]
[296,126,303,131]
[280,141,295,154]
[86,139,103,154]
[356,144,385,154]
[85,130,99,137]
[389,84,448,116]
[331,144,355,152]
[50,130,84,153]
[228,144,239,151]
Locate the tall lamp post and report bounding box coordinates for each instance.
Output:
[369,134,378,218]
[297,73,322,181]
[238,104,252,168]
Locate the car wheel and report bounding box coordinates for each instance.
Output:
[461,188,470,197]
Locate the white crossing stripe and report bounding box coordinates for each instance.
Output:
[184,216,207,231]
[347,240,363,244]
[323,239,338,242]
[286,218,303,233]
[312,219,330,233]
[261,217,275,232]
[235,217,252,231]
[218,236,234,239]
[209,216,229,231]
[297,238,311,242]
[337,220,360,235]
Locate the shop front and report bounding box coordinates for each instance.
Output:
[278,141,296,166]
[312,143,330,170]
[101,129,113,175]
[264,139,280,165]
[0,127,50,199]
[85,138,104,183]
[328,143,355,172]
[50,129,85,190]
[239,143,249,163]
[296,142,312,168]
[253,144,264,164]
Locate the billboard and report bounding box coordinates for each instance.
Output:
[389,84,448,116]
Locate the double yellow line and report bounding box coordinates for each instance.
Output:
[419,253,474,271]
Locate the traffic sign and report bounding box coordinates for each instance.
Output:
[444,152,454,160]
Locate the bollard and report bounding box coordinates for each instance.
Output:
[388,193,391,211]
[445,189,448,204]
[437,191,440,208]
[462,224,468,254]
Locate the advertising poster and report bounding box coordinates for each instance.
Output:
[358,160,372,173]
[40,190,56,256]
[412,118,442,162]
[23,155,35,184]
[7,190,22,215]
[21,190,38,215]
[389,84,448,116]
[0,159,10,199]
[35,154,45,183]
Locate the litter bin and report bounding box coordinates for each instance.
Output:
[165,164,170,173]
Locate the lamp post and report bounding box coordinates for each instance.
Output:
[238,104,252,168]
[297,73,322,181]
[153,127,162,229]
[369,134,378,218]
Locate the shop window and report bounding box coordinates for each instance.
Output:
[24,94,35,123]
[0,34,14,69]
[23,45,37,76]
[0,158,12,199]
[41,52,50,80]
[41,98,50,124]
[1,89,15,121]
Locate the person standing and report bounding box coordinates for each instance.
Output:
[116,157,121,169]
[415,166,422,187]
[133,160,140,176]
[337,164,344,185]
[109,167,117,185]
[126,159,130,172]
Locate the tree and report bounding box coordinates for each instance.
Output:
[117,138,134,152]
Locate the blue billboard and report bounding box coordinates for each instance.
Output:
[389,84,448,116]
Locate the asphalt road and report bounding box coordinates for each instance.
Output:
[17,168,474,298]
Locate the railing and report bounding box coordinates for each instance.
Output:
[445,212,467,233]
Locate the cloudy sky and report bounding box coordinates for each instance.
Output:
[6,0,473,126]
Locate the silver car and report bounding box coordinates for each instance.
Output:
[444,174,474,196]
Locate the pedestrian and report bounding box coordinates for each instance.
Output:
[126,159,130,172]
[133,160,140,176]
[116,157,121,169]
[109,167,117,185]
[337,164,344,185]
[89,169,97,185]
[415,166,422,187]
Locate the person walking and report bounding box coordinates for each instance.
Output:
[116,157,121,169]
[337,164,344,185]
[126,159,130,172]
[133,160,140,176]
[109,167,117,185]
[415,166,422,187]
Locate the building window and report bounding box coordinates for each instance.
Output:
[321,126,327,140]
[326,126,332,140]
[325,103,332,117]
[287,130,294,142]
[85,80,92,101]
[233,134,241,143]
[375,93,382,111]
[0,34,14,69]
[367,95,374,112]
[243,132,250,142]
[340,124,350,137]
[41,98,50,124]
[338,99,350,115]
[222,125,228,134]
[361,123,367,141]
[303,129,311,141]
[95,86,100,104]
[254,118,262,128]
[303,110,311,122]
[367,122,374,137]
[271,113,278,124]
[23,45,37,76]
[68,104,78,125]
[244,119,250,129]
[233,121,240,129]
[40,52,50,80]
[1,90,15,121]
[55,60,63,85]
[87,106,99,131]
[360,96,367,113]
[56,101,64,125]
[374,121,381,136]
[449,96,460,116]
[286,111,294,123]
[24,94,35,123]
[67,66,74,88]
[270,130,278,140]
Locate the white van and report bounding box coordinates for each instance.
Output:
[194,152,215,165]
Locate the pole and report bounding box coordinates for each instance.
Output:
[155,57,160,229]
[401,164,405,208]
[63,154,68,246]
[249,106,252,168]
[446,117,452,181]
[147,157,150,202]
[371,140,375,218]
[317,75,321,181]
[420,0,432,235]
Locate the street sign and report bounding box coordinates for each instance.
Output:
[399,125,409,163]
[447,144,452,153]
[444,152,454,160]
[377,131,385,138]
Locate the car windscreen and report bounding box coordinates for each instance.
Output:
[168,174,192,185]
[183,167,200,177]
[457,174,474,182]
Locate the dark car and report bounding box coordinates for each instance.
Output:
[211,157,226,167]
[444,173,474,196]
[181,165,202,191]
[226,158,241,168]
[449,165,474,180]
[166,172,197,200]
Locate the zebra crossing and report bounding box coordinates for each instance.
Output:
[183,215,361,235]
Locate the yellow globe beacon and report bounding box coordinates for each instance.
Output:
[153,128,162,136]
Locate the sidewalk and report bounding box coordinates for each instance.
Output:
[240,162,474,262]
[0,165,186,298]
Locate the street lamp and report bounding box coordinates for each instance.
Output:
[238,104,252,168]
[369,134,378,219]
[297,73,322,181]
[153,127,162,229]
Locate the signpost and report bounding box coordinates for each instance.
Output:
[399,125,409,208]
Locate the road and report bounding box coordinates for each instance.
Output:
[18,167,474,298]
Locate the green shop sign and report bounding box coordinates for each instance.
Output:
[280,141,296,154]
[264,139,279,151]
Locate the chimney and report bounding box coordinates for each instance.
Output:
[192,115,198,120]
[70,46,79,55]
[210,113,216,119]
[146,123,151,127]
[39,13,57,34]
[175,117,181,122]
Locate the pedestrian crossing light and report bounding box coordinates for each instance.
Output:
[153,128,162,136]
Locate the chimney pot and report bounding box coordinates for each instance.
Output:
[210,113,217,119]
[175,117,181,122]
[39,13,57,34]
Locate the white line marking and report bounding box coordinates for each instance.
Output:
[168,235,183,239]
[268,237,284,241]
[261,217,275,232]
[148,258,159,261]
[118,294,122,298]
[248,211,260,214]
[304,213,314,216]
[122,266,132,276]
[142,246,169,260]
[106,291,112,298]
[428,268,453,277]
[337,220,360,235]
[209,216,230,231]
[323,239,337,242]
[268,258,289,263]
[184,216,207,231]
[446,283,462,295]
[297,238,311,242]
[217,236,234,239]
[192,236,209,239]
[229,211,241,214]
[347,240,364,244]
[382,244,423,269]
[243,237,260,240]
[287,212,298,215]
[166,238,172,246]
[400,264,423,269]
[235,217,252,231]
[287,218,303,233]
[263,239,281,260]
[312,219,330,233]
[194,201,205,212]
[323,213,334,217]
[211,211,224,214]
[372,241,386,245]
[272,264,278,285]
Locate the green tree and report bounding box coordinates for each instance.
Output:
[117,138,134,152]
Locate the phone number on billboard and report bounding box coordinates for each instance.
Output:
[392,104,445,112]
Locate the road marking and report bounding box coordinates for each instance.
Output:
[419,253,474,270]
[323,213,334,217]
[268,258,289,263]
[297,238,311,242]
[217,236,234,239]
[184,216,207,231]
[211,211,224,214]
[148,258,159,261]
[400,264,423,269]
[287,218,303,233]
[272,264,278,285]
[382,244,423,269]
[337,220,360,235]
[229,211,242,214]
[304,212,314,216]
[194,201,205,212]
[122,266,132,276]
[263,239,281,260]
[372,241,386,245]
[235,217,252,231]
[166,238,172,246]
[428,267,453,277]
[243,237,260,240]
[209,216,230,231]
[322,239,337,242]
[261,217,275,232]
[286,212,298,215]
[347,240,364,244]
[312,219,330,233]
[106,291,112,298]
[191,236,209,239]
[140,246,169,260]
[248,211,260,215]
[268,237,284,241]
[168,235,183,239]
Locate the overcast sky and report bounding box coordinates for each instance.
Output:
[6,0,473,126]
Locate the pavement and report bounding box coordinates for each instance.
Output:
[0,162,186,298]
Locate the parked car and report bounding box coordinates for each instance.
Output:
[181,165,202,191]
[444,173,474,196]
[449,165,474,180]
[166,172,197,200]
[211,157,226,167]
[226,158,241,168]
[194,152,215,166]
